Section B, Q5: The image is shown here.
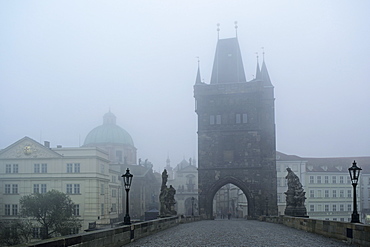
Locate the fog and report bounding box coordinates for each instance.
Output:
[1,1,369,172]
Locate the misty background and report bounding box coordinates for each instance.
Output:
[1,1,369,172]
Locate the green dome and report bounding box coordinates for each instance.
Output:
[83,112,134,146]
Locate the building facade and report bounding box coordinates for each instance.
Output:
[0,137,115,234]
[276,152,370,223]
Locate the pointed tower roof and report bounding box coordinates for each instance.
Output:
[195,59,202,84]
[210,37,246,84]
[261,59,272,86]
[255,55,261,80]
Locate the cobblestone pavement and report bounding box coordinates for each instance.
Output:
[124,219,356,247]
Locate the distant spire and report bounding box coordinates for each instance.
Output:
[234,21,238,37]
[217,23,220,40]
[195,57,202,84]
[255,52,261,80]
[261,49,272,86]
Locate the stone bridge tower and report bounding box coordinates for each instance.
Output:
[194,34,277,219]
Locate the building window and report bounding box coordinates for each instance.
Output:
[317,190,322,198]
[74,163,80,173]
[41,164,47,173]
[34,164,40,173]
[215,115,221,124]
[340,190,344,198]
[340,204,344,211]
[6,164,11,173]
[5,184,11,194]
[5,205,11,215]
[309,176,314,184]
[310,205,314,212]
[40,184,47,194]
[347,204,352,211]
[100,164,105,174]
[67,163,80,173]
[236,113,247,124]
[112,175,117,183]
[340,176,344,184]
[66,184,73,194]
[310,190,314,198]
[325,190,329,198]
[32,228,41,239]
[101,204,104,215]
[242,113,248,123]
[73,204,80,216]
[101,184,105,195]
[210,115,215,125]
[324,176,329,184]
[325,205,329,212]
[12,184,18,194]
[236,114,241,124]
[340,218,344,222]
[317,176,321,184]
[111,203,117,212]
[347,189,352,198]
[332,176,336,184]
[67,163,73,173]
[333,218,337,221]
[318,205,322,212]
[332,190,337,198]
[347,177,351,184]
[112,189,117,198]
[332,205,337,211]
[33,184,40,193]
[74,184,80,194]
[12,205,18,215]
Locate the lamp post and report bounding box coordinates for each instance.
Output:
[122,168,133,225]
[348,161,362,223]
[191,197,195,216]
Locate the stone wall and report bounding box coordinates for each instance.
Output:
[19,216,200,247]
[260,215,370,246]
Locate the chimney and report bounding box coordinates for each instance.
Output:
[44,141,50,148]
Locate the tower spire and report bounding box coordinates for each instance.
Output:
[261,48,272,86]
[255,52,261,80]
[217,23,220,40]
[195,57,202,84]
[234,21,238,38]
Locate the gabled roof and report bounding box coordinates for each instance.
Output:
[210,37,246,84]
[0,136,63,159]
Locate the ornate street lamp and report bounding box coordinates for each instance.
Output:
[191,197,195,216]
[122,168,133,225]
[348,161,362,223]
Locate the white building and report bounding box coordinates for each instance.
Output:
[0,136,119,235]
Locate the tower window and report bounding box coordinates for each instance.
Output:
[210,115,215,125]
[216,115,221,124]
[236,113,248,124]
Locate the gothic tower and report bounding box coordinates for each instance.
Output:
[194,33,277,219]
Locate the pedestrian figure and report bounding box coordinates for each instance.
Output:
[227,212,231,220]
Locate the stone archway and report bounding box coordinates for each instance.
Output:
[202,176,255,219]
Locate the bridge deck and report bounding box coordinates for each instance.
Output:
[124,219,352,246]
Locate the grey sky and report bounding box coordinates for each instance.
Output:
[1,1,369,172]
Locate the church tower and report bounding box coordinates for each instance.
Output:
[194,28,277,219]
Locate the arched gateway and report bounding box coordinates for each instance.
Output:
[194,33,278,219]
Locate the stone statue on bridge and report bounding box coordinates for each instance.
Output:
[159,169,177,217]
[284,168,308,217]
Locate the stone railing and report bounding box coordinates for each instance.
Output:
[260,215,370,246]
[19,215,201,247]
